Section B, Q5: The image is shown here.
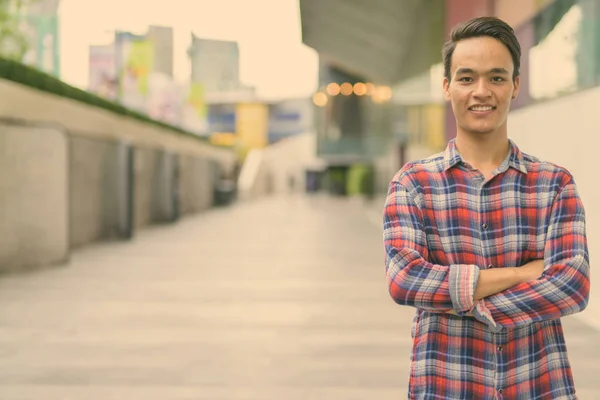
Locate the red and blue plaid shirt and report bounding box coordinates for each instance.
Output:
[383,139,590,399]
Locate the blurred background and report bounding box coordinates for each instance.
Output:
[0,0,599,398]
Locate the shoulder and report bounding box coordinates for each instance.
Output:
[520,150,575,187]
[391,150,446,189]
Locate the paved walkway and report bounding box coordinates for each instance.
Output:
[0,195,598,399]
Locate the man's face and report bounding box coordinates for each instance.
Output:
[443,36,520,137]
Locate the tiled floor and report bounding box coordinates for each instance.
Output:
[0,195,596,399]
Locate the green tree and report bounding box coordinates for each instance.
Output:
[0,0,35,61]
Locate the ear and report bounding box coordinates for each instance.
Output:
[443,77,451,101]
[512,75,521,100]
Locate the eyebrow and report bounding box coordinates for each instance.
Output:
[455,67,510,75]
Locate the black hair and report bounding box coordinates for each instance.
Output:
[443,16,521,82]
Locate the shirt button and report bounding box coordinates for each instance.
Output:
[497,346,503,351]
[498,389,504,394]
[488,264,494,269]
[482,223,488,229]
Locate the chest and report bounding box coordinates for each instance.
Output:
[417,173,557,266]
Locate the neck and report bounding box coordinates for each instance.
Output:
[454,131,510,173]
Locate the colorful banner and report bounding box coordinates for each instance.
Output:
[180,83,208,135]
[187,82,206,118]
[88,44,117,99]
[147,73,184,126]
[115,32,154,113]
[21,13,60,76]
[126,39,154,95]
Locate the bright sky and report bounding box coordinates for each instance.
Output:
[57,0,319,99]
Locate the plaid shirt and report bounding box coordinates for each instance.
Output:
[383,139,590,399]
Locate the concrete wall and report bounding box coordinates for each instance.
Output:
[0,124,68,271]
[508,85,600,328]
[0,80,235,171]
[237,150,274,200]
[261,132,319,194]
[237,132,319,199]
[179,156,216,215]
[133,147,159,230]
[69,136,123,248]
[0,79,236,271]
[69,139,218,249]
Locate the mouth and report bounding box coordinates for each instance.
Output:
[468,105,496,113]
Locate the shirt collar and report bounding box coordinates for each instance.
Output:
[443,138,528,174]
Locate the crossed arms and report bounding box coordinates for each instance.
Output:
[383,181,590,332]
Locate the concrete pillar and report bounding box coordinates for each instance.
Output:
[0,123,69,271]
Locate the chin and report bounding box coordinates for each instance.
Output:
[459,125,496,135]
[472,128,496,135]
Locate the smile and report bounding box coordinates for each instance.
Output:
[469,106,496,112]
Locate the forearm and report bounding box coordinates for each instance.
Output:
[389,246,531,314]
[447,262,537,317]
[473,267,529,301]
[475,256,590,331]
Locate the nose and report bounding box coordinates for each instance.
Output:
[473,79,491,98]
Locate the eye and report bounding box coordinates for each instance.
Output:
[458,77,473,83]
[491,77,506,83]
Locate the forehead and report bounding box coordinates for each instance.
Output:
[451,36,514,74]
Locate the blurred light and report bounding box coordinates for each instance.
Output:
[365,83,375,96]
[372,85,392,103]
[353,82,367,96]
[313,92,328,107]
[378,86,392,101]
[326,83,341,96]
[340,82,353,96]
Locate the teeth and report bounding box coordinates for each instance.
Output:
[471,106,493,111]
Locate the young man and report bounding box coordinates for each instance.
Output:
[383,17,590,399]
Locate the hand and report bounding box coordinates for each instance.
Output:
[518,259,545,283]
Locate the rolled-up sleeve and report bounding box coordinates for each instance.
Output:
[384,181,481,314]
[449,264,480,314]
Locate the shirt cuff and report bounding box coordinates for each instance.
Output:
[449,264,480,314]
[473,300,502,333]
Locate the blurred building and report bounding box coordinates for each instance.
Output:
[267,97,314,143]
[187,34,261,147]
[204,97,313,164]
[87,25,174,114]
[187,35,255,98]
[146,25,174,78]
[114,26,174,85]
[88,43,117,99]
[19,0,61,76]
[188,35,240,93]
[299,0,573,195]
